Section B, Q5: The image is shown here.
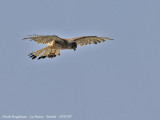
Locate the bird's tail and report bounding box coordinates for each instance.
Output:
[28,46,60,60]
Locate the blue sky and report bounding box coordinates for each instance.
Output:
[0,0,160,120]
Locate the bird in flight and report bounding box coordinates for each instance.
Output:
[24,35,113,60]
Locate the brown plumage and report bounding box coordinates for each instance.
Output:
[24,35,113,60]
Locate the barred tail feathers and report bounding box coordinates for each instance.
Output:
[29,47,60,60]
[29,46,49,59]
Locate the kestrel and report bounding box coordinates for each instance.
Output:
[24,35,113,60]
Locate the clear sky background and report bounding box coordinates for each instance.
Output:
[0,0,160,120]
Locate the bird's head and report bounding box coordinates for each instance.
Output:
[68,42,77,51]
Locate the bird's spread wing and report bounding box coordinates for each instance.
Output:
[71,36,113,46]
[23,35,62,44]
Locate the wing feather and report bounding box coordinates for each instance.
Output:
[23,35,62,44]
[71,36,113,46]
